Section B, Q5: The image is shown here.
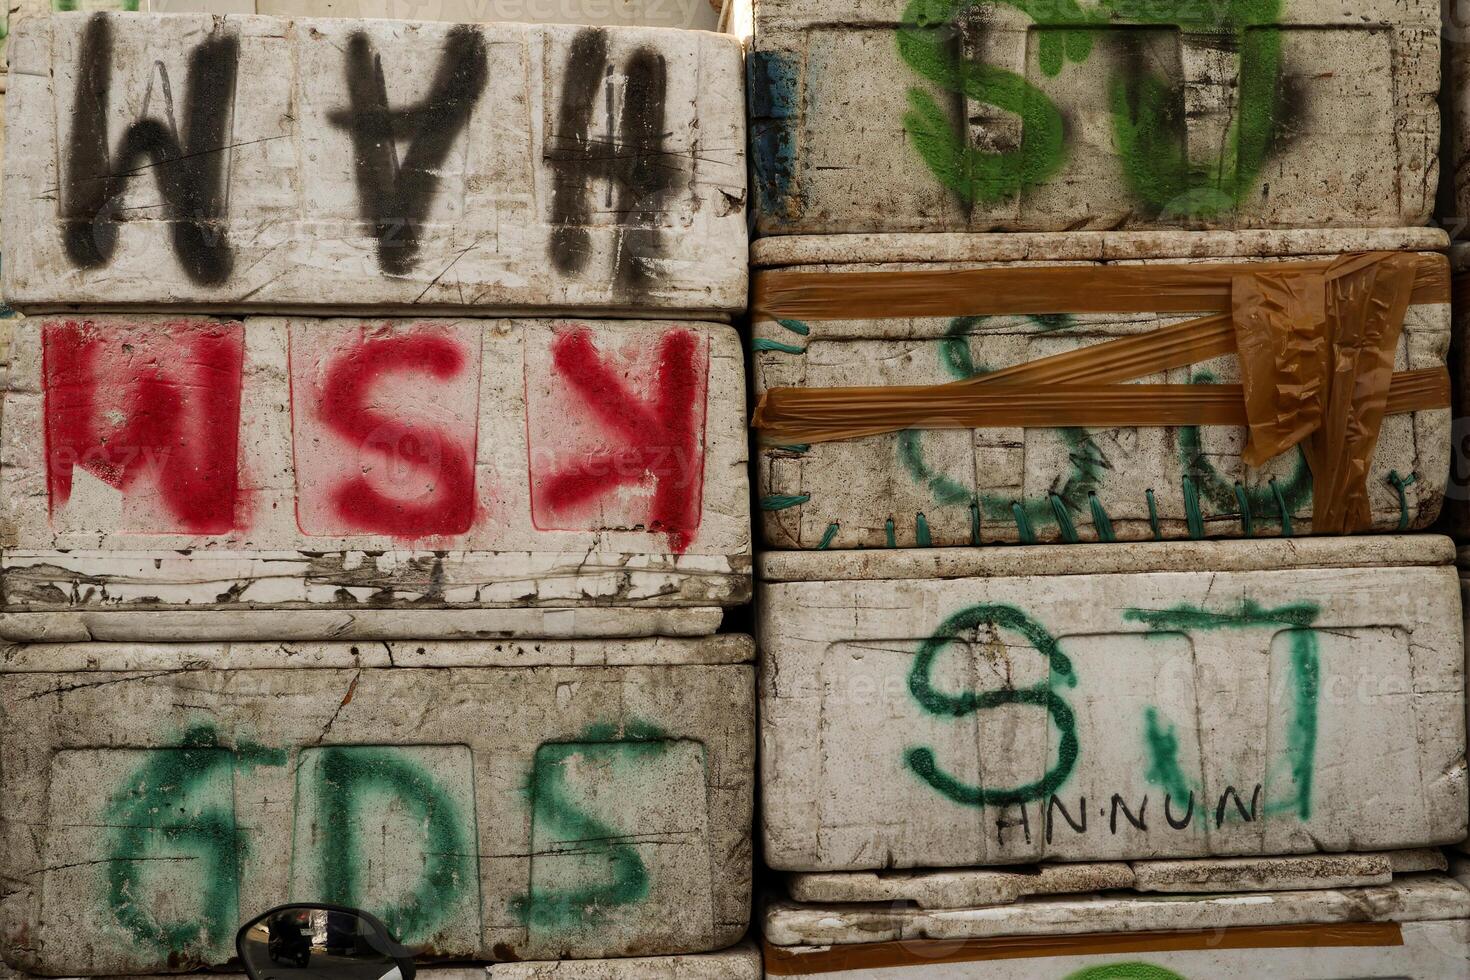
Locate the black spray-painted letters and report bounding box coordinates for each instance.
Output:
[327,25,489,277]
[63,14,239,286]
[548,29,675,292]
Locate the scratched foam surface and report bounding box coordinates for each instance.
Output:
[1,12,747,313]
[0,315,751,633]
[757,537,1467,871]
[0,637,755,972]
[752,231,1450,549]
[750,0,1439,234]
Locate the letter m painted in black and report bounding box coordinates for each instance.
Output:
[547,29,676,292]
[63,15,238,286]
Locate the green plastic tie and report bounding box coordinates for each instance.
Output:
[817,522,840,549]
[915,513,932,547]
[1049,494,1079,544]
[753,338,805,354]
[1146,489,1162,540]
[762,494,810,511]
[1012,503,1036,544]
[885,517,897,548]
[1088,493,1116,543]
[969,502,981,545]
[1388,470,1417,531]
[1233,482,1253,537]
[1182,477,1205,540]
[777,318,811,336]
[1270,478,1293,537]
[775,444,811,454]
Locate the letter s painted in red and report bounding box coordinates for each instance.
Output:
[318,332,475,537]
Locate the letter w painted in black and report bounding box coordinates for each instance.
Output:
[328,25,488,276]
[63,15,239,286]
[548,29,676,292]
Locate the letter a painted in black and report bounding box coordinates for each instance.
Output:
[547,29,675,292]
[329,25,488,276]
[64,15,239,286]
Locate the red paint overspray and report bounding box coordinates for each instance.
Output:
[42,319,245,534]
[293,324,479,538]
[528,326,707,554]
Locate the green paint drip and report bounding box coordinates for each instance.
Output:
[762,493,811,511]
[818,522,840,549]
[1129,600,1322,824]
[906,605,1078,806]
[512,721,672,932]
[1180,370,1313,532]
[1142,706,1196,805]
[313,747,474,945]
[903,315,1105,536]
[915,512,932,547]
[1124,598,1319,632]
[885,517,897,548]
[1264,629,1320,820]
[752,338,805,354]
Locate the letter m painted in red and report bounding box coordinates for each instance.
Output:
[527,326,707,554]
[42,319,244,535]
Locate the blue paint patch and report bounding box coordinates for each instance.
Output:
[748,50,801,224]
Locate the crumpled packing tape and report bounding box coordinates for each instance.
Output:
[752,251,1450,534]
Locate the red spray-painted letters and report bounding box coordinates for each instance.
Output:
[527,326,708,553]
[290,322,482,538]
[42,319,246,534]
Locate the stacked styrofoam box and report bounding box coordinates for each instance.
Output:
[0,10,755,977]
[747,0,1462,968]
[755,538,1470,973]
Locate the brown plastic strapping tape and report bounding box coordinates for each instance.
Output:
[751,252,1451,535]
[761,922,1405,976]
[752,253,1448,321]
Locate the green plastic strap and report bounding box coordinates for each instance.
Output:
[885,517,897,548]
[777,318,811,336]
[969,502,981,545]
[817,522,840,549]
[1146,489,1162,541]
[1049,494,1079,544]
[1088,493,1116,543]
[1233,482,1253,537]
[1388,470,1417,531]
[1012,503,1036,544]
[1270,478,1293,537]
[915,513,932,547]
[762,494,810,511]
[1182,477,1205,540]
[753,338,805,354]
[775,444,811,454]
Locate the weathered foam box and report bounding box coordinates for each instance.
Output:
[749,0,1439,234]
[0,943,763,980]
[758,536,1468,871]
[2,12,746,314]
[0,314,750,640]
[1444,242,1470,538]
[753,230,1451,548]
[249,0,725,31]
[0,635,754,973]
[787,848,1449,906]
[761,873,1470,978]
[484,940,762,978]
